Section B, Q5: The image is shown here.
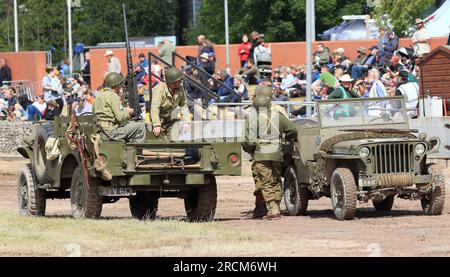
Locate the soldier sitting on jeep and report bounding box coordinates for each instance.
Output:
[93,72,146,143]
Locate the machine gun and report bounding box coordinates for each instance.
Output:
[122,3,141,120]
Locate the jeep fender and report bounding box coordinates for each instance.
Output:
[17,146,33,160]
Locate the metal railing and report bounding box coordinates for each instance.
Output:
[3,80,38,102]
[148,51,220,106]
[211,101,316,118]
[46,51,52,66]
[172,52,233,100]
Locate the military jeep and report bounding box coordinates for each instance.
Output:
[16,112,242,222]
[282,97,445,220]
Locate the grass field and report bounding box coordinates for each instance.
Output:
[0,210,274,257]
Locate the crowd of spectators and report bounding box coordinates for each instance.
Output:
[228,20,429,119]
[0,64,96,122]
[0,19,438,123]
[176,21,431,118]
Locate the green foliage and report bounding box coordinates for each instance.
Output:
[185,0,368,44]
[374,0,435,37]
[0,0,179,64]
[0,0,437,62]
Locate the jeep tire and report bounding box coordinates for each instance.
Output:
[421,164,445,215]
[330,167,357,220]
[129,192,159,220]
[184,176,217,222]
[18,164,46,216]
[283,166,309,216]
[70,165,103,219]
[373,195,395,211]
[32,123,55,184]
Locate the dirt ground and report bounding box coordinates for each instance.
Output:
[1,159,450,257]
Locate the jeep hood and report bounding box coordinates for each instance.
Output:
[333,138,418,150]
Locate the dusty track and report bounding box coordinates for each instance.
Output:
[1,162,450,256]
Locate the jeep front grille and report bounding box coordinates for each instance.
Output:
[370,144,414,175]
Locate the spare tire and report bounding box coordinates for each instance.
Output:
[32,123,55,184]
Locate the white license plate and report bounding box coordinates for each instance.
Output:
[98,187,136,197]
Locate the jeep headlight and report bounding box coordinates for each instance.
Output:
[415,144,426,155]
[359,147,370,158]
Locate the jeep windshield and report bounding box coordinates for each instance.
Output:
[318,97,408,129]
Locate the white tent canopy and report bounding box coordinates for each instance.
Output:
[424,0,450,37]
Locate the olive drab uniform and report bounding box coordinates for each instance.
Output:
[250,103,289,217]
[242,103,298,219]
[150,82,190,139]
[250,86,290,218]
[93,88,146,143]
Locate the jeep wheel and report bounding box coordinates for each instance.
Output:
[32,123,54,184]
[283,166,309,216]
[129,192,159,220]
[421,164,445,215]
[18,164,46,216]
[373,195,395,211]
[184,176,217,222]
[330,168,357,220]
[70,165,103,219]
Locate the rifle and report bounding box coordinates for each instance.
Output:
[122,3,141,120]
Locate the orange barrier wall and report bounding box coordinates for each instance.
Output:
[90,37,447,89]
[1,37,447,95]
[0,51,47,95]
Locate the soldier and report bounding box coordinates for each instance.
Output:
[151,67,190,139]
[243,94,298,220]
[255,85,289,118]
[247,85,289,218]
[93,72,146,143]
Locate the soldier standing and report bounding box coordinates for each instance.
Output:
[93,72,146,143]
[242,94,298,220]
[248,86,289,218]
[151,67,190,139]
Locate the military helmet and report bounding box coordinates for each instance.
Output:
[255,85,273,99]
[253,95,272,109]
[104,72,124,88]
[165,67,184,83]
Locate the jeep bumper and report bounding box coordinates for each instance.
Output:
[359,174,432,189]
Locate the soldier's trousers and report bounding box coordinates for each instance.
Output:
[252,161,261,196]
[254,161,282,203]
[106,122,146,143]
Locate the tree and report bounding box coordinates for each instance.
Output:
[184,0,368,44]
[0,0,180,64]
[374,0,435,37]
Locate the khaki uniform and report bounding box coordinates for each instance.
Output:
[251,105,288,197]
[150,82,190,138]
[93,88,146,143]
[242,108,297,216]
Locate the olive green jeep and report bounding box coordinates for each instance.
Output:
[17,112,242,222]
[282,97,445,220]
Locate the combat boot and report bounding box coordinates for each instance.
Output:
[252,194,268,219]
[265,201,281,220]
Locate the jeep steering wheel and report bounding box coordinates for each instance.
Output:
[369,116,394,124]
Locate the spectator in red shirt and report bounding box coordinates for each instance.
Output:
[238,34,252,68]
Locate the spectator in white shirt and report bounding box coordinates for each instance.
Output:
[412,18,431,57]
[105,50,122,75]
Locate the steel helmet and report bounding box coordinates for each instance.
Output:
[253,94,272,110]
[165,67,184,83]
[254,85,273,99]
[104,72,124,88]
